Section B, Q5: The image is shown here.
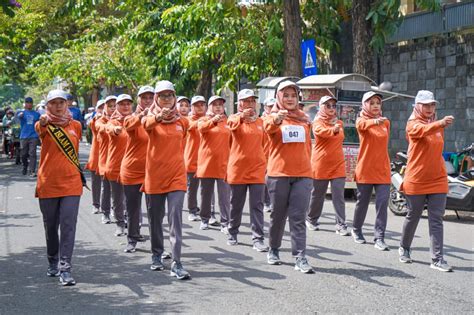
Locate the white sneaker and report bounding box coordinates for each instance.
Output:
[305,220,319,231]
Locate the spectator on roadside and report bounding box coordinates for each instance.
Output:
[17,97,40,176]
[66,94,84,124]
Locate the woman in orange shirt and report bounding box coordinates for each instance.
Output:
[227,89,268,251]
[399,90,454,272]
[196,95,231,232]
[184,95,207,221]
[105,94,131,237]
[264,81,313,273]
[35,89,83,286]
[85,100,105,215]
[306,96,348,235]
[120,86,154,253]
[142,80,190,280]
[351,91,391,251]
[262,97,275,213]
[95,96,116,224]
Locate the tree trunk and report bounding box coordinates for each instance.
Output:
[352,0,376,81]
[283,0,302,77]
[196,68,212,100]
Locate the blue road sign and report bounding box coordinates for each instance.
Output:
[301,39,318,77]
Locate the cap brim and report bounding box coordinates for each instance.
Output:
[417,99,439,104]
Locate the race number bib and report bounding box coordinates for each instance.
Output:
[281,125,306,143]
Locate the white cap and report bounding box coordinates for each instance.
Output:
[96,100,105,110]
[154,80,175,94]
[190,95,206,105]
[237,89,257,101]
[361,91,383,104]
[277,81,299,92]
[88,107,95,111]
[72,101,77,106]
[263,97,276,107]
[415,90,438,104]
[208,95,226,105]
[319,95,337,106]
[138,85,154,96]
[105,95,117,103]
[39,100,46,106]
[46,89,67,102]
[117,94,133,104]
[177,96,190,103]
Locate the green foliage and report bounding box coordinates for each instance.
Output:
[367,0,442,52]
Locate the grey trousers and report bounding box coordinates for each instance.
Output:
[352,184,390,241]
[123,184,144,244]
[307,178,346,229]
[267,176,312,258]
[400,193,447,261]
[21,137,39,172]
[200,178,230,227]
[186,173,200,214]
[39,196,80,272]
[146,191,185,262]
[228,184,265,242]
[109,180,126,227]
[90,171,101,209]
[101,177,111,215]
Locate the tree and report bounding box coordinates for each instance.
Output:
[282,0,302,77]
[352,0,375,79]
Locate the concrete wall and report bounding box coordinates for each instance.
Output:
[379,33,473,155]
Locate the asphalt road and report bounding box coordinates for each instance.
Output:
[0,142,473,314]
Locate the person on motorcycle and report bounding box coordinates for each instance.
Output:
[398,90,455,272]
[351,91,391,251]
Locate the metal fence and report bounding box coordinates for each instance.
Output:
[388,1,474,43]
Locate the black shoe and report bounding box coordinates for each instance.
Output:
[59,271,76,286]
[46,265,60,277]
[170,261,190,280]
[136,235,146,242]
[150,257,165,271]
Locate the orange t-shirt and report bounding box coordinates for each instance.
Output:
[400,119,448,195]
[184,117,201,173]
[142,116,189,194]
[263,116,312,178]
[85,117,100,173]
[35,121,83,198]
[196,117,230,179]
[226,115,266,184]
[120,115,148,185]
[104,119,128,182]
[311,119,346,179]
[95,116,110,176]
[354,117,391,184]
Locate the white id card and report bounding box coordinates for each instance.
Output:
[281,125,306,143]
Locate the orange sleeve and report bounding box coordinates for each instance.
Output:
[356,118,378,131]
[143,115,159,130]
[313,121,335,138]
[227,114,242,131]
[124,115,142,131]
[106,120,120,136]
[95,118,108,133]
[35,122,48,138]
[263,115,281,134]
[407,120,444,139]
[188,119,199,131]
[198,117,216,133]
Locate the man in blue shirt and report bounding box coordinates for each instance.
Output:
[17,97,40,176]
[66,94,84,124]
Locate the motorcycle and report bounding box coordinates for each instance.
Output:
[389,149,474,219]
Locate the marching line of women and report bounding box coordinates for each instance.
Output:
[35,81,455,286]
